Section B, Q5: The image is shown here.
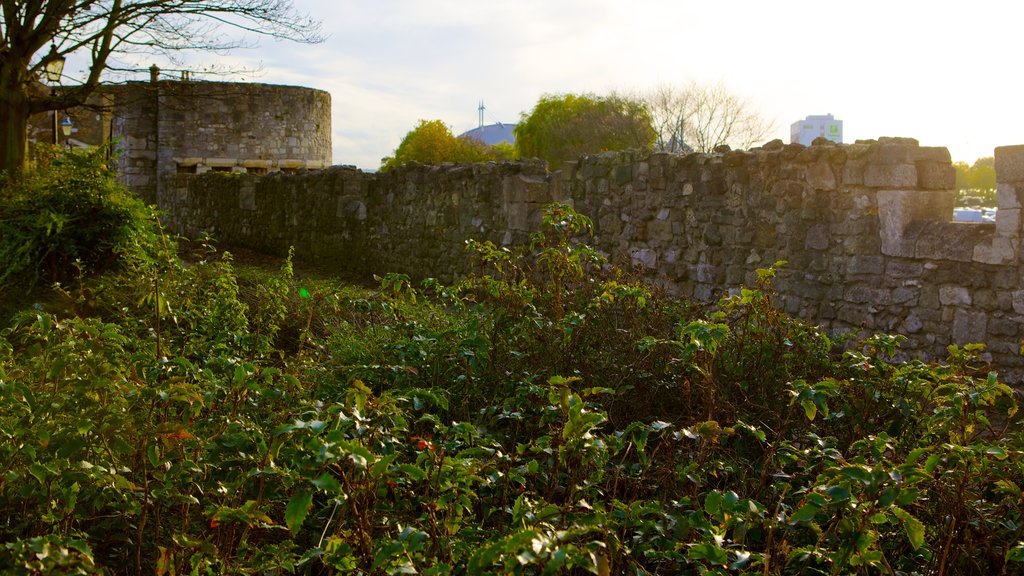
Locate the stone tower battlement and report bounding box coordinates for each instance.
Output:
[110,79,331,204]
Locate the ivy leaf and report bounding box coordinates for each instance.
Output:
[285,492,313,535]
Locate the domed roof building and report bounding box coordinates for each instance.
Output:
[459,101,516,146]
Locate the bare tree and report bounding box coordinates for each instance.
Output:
[1,0,323,176]
[642,81,775,154]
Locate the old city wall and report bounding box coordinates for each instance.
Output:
[159,138,1024,380]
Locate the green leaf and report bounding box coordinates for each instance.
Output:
[985,446,1009,460]
[704,491,723,516]
[688,542,728,565]
[65,539,94,560]
[1007,543,1024,563]
[397,463,427,482]
[800,398,817,421]
[285,492,313,535]
[905,447,929,465]
[839,466,874,486]
[892,506,926,550]
[789,503,820,524]
[311,473,342,494]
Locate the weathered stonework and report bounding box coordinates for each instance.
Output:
[111,80,331,205]
[159,138,1024,382]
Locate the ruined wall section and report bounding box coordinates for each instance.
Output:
[160,138,1024,380]
[110,84,160,204]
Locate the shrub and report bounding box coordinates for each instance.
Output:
[0,146,159,292]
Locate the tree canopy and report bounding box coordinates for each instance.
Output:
[0,0,323,176]
[641,81,774,154]
[513,93,655,170]
[954,156,996,192]
[380,120,511,171]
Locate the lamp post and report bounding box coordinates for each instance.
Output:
[42,44,66,146]
[61,116,74,149]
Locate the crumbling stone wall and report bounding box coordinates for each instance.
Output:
[159,138,1024,381]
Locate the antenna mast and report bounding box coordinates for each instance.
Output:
[478,100,484,129]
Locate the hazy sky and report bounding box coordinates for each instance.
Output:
[108,0,1024,169]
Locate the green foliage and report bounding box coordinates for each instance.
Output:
[954,156,997,205]
[514,93,655,170]
[0,200,1021,574]
[380,119,513,171]
[0,146,159,292]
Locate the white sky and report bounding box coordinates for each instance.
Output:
[88,0,1024,169]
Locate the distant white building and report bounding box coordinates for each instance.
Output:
[790,114,842,146]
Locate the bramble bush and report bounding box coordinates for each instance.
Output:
[0,187,1021,574]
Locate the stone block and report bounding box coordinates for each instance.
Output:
[989,317,1020,337]
[901,313,924,333]
[914,146,951,163]
[995,208,1021,237]
[278,159,305,169]
[206,157,237,168]
[939,285,971,306]
[804,224,829,250]
[914,223,977,262]
[647,219,674,242]
[892,287,919,305]
[846,255,885,275]
[885,261,923,278]
[806,161,836,190]
[845,286,892,305]
[995,144,1024,183]
[916,162,955,190]
[997,183,1022,210]
[973,236,1018,265]
[505,202,528,231]
[842,162,865,186]
[952,309,987,345]
[242,159,270,169]
[873,141,917,164]
[1012,290,1024,314]
[877,191,956,257]
[865,164,917,188]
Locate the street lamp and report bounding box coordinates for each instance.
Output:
[61,116,74,149]
[43,44,66,83]
[43,44,66,145]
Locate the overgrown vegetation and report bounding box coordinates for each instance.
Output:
[0,156,1022,574]
[0,146,159,293]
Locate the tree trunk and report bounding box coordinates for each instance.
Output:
[0,64,32,178]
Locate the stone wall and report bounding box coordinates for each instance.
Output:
[112,80,332,205]
[159,138,1024,381]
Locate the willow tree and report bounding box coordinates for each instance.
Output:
[0,0,322,177]
[514,93,655,170]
